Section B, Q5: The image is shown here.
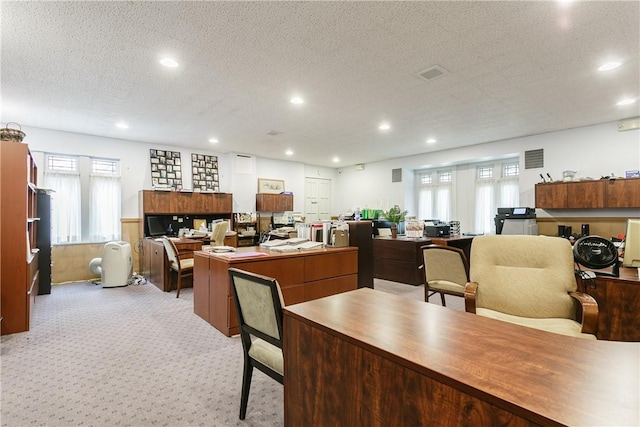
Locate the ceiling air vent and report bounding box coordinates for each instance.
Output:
[416,65,448,82]
[392,168,402,183]
[524,149,544,169]
[266,130,283,136]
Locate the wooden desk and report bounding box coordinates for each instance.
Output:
[194,246,358,336]
[141,237,202,292]
[284,288,639,426]
[577,267,640,341]
[373,236,474,285]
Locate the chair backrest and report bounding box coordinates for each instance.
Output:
[211,221,229,246]
[469,235,577,319]
[229,268,285,348]
[160,238,179,270]
[422,245,469,285]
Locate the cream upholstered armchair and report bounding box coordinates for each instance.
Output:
[464,235,598,339]
[228,268,284,420]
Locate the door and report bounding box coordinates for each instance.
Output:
[305,178,331,222]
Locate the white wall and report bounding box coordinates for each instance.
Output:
[335,121,640,225]
[22,126,338,219]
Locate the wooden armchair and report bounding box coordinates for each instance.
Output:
[160,237,194,298]
[464,235,598,339]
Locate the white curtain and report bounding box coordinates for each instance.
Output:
[475,180,495,234]
[499,178,520,207]
[418,187,434,219]
[44,171,81,243]
[89,174,121,242]
[436,185,451,222]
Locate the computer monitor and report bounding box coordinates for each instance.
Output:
[622,219,640,268]
[146,216,166,237]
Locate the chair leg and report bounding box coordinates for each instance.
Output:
[440,293,447,307]
[239,359,253,420]
[176,271,182,298]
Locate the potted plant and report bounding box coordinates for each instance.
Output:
[381,205,408,238]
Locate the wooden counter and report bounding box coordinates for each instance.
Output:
[194,246,358,336]
[284,288,639,426]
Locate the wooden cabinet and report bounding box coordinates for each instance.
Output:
[373,236,430,285]
[347,221,374,288]
[139,190,233,215]
[605,178,640,208]
[256,193,293,212]
[535,182,568,209]
[535,178,640,209]
[567,180,605,208]
[1,141,40,335]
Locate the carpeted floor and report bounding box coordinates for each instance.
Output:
[0,278,461,426]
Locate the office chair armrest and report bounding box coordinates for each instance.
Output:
[569,291,598,335]
[464,282,478,314]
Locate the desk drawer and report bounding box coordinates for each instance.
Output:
[304,251,357,282]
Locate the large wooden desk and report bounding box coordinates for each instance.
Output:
[577,267,640,341]
[194,246,358,336]
[373,235,474,285]
[284,288,639,426]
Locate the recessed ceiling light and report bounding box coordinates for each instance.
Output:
[598,61,622,71]
[378,122,391,131]
[617,98,636,106]
[159,58,179,68]
[115,122,129,129]
[332,157,340,163]
[285,150,293,156]
[426,138,436,144]
[208,138,219,143]
[290,96,304,105]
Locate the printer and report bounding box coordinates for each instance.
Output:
[424,220,450,237]
[494,207,538,235]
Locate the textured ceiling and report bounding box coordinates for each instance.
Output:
[1,1,639,168]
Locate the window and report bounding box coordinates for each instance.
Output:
[89,159,121,242]
[44,154,121,243]
[474,161,519,234]
[417,169,452,221]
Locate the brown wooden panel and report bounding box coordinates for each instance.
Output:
[535,183,568,209]
[141,190,172,213]
[193,253,210,323]
[567,181,605,208]
[605,178,640,208]
[228,258,304,288]
[578,269,640,341]
[373,257,423,285]
[282,284,306,306]
[256,193,293,212]
[304,250,357,282]
[303,275,357,301]
[210,193,233,213]
[170,192,194,212]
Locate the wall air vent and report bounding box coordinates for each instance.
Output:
[355,164,365,171]
[524,149,544,169]
[618,116,640,132]
[415,65,448,82]
[392,168,402,183]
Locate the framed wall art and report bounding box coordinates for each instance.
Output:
[258,178,285,194]
[191,153,219,192]
[149,149,182,190]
